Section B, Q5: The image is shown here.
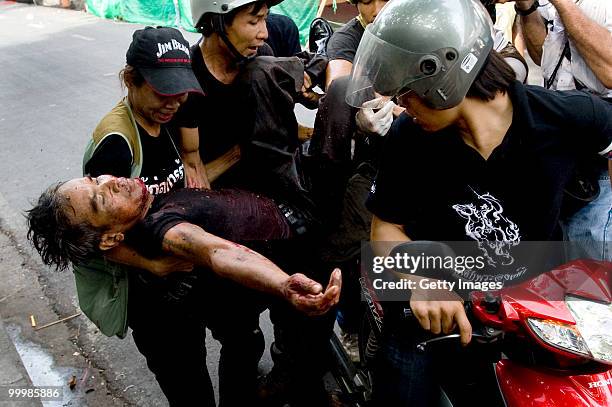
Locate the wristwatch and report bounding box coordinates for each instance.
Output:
[515,0,539,16]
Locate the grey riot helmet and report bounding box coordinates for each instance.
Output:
[190,0,283,62]
[346,0,494,110]
[191,0,283,32]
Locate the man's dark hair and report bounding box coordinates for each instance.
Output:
[467,50,516,102]
[26,182,104,271]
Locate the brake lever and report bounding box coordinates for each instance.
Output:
[416,334,461,352]
[402,306,504,353]
[415,329,503,353]
[416,333,485,352]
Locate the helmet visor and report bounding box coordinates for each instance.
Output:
[345,27,459,108]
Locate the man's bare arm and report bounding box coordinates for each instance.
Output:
[179,127,210,189]
[370,215,411,256]
[161,222,341,315]
[163,223,286,293]
[515,0,548,65]
[325,59,353,89]
[551,0,612,88]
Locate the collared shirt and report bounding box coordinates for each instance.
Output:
[366,81,612,243]
[538,0,612,97]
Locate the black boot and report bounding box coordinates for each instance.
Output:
[256,342,331,406]
[308,17,334,56]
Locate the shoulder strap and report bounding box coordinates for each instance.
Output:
[164,127,187,188]
[545,40,571,89]
[120,98,144,177]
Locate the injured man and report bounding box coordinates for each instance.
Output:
[26,175,341,315]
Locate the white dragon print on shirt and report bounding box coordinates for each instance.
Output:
[452,190,521,267]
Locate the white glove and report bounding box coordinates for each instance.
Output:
[355,97,396,137]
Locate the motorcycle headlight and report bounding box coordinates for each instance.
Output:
[566,296,612,364]
[527,318,591,357]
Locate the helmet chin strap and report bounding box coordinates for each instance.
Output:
[212,14,256,65]
[356,14,367,29]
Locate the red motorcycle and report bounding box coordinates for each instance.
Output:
[333,242,612,406]
[468,258,612,406]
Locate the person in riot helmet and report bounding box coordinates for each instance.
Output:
[190,0,275,62]
[346,0,612,405]
[176,0,338,404]
[308,0,528,363]
[179,0,325,190]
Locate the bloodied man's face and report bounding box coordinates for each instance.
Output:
[58,175,152,238]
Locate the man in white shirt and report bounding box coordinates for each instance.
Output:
[518,0,612,95]
[516,0,612,260]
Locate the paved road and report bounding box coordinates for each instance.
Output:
[0,2,287,405]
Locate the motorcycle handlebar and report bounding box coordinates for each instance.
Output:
[401,304,504,353]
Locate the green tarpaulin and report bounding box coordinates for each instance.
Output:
[86,0,182,28]
[85,0,319,44]
[271,0,318,45]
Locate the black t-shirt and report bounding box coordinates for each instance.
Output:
[84,123,184,195]
[367,82,612,242]
[126,188,291,258]
[174,41,317,217]
[174,42,275,162]
[326,18,364,63]
[174,43,255,162]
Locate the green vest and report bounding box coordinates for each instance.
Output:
[73,257,130,338]
[74,98,143,338]
[82,98,143,177]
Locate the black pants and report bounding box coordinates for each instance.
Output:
[309,76,384,334]
[128,271,213,406]
[266,238,338,386]
[320,166,377,333]
[372,318,505,407]
[204,273,268,407]
[126,212,331,406]
[128,270,267,407]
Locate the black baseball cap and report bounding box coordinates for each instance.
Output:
[126,27,203,96]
